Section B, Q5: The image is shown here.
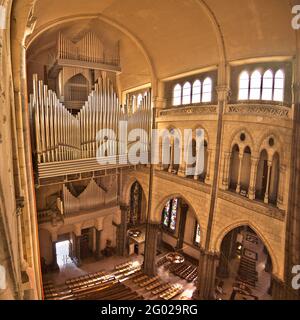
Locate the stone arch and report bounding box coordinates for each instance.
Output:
[227,127,255,155]
[121,176,148,207]
[152,193,204,248]
[213,220,279,277]
[257,131,284,163]
[191,123,210,145]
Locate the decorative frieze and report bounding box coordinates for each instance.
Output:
[159,105,217,117]
[225,104,292,120]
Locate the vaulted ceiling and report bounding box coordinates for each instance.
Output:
[26,0,297,91]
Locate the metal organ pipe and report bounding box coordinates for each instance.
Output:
[30,75,152,164]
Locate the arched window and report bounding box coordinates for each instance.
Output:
[193,221,201,246]
[202,77,212,102]
[192,80,201,103]
[137,94,143,108]
[182,82,191,105]
[249,71,262,100]
[129,182,143,226]
[173,84,182,106]
[262,70,273,101]
[162,198,179,232]
[274,70,285,102]
[238,71,250,100]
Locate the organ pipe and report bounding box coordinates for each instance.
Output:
[30,74,152,164]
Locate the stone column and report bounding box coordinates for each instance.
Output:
[193,250,219,300]
[277,164,286,208]
[264,160,272,204]
[248,157,259,200]
[143,223,160,276]
[156,139,164,171]
[236,152,244,194]
[204,149,212,184]
[176,203,188,250]
[95,229,102,260]
[168,140,174,173]
[117,205,129,256]
[177,143,187,177]
[221,151,231,190]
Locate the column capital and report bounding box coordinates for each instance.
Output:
[250,157,259,165]
[216,85,231,101]
[267,160,273,167]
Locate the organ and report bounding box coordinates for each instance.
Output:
[29,73,152,171]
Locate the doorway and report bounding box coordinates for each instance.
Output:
[56,240,71,268]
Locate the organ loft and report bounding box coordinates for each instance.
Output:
[0,0,300,301]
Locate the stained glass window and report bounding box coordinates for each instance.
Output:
[129,182,142,226]
[163,200,171,227]
[161,198,178,232]
[170,198,178,231]
[194,221,201,246]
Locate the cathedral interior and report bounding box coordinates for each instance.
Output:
[0,0,300,301]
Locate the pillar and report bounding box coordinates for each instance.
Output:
[95,229,102,260]
[221,152,231,190]
[177,143,186,177]
[143,223,160,276]
[117,205,129,256]
[193,250,219,300]
[264,160,272,204]
[176,203,188,250]
[168,140,174,173]
[277,164,286,208]
[204,149,212,184]
[236,152,243,194]
[248,157,259,200]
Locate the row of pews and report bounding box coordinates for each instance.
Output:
[43,262,144,300]
[127,271,184,300]
[157,255,198,282]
